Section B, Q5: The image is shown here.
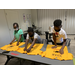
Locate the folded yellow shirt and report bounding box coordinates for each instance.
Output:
[0,45,19,51]
[17,43,44,55]
[41,45,73,61]
[0,42,25,51]
[17,43,31,53]
[0,45,11,50]
[27,44,44,55]
[6,46,19,51]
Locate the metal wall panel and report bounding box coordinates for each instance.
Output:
[66,9,75,34]
[37,9,66,34]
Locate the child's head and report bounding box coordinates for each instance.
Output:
[53,19,62,32]
[13,23,19,31]
[27,27,34,37]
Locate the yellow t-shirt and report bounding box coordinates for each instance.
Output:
[41,45,73,61]
[17,43,44,55]
[0,42,25,51]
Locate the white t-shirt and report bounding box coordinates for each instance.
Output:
[51,26,67,43]
[26,33,41,43]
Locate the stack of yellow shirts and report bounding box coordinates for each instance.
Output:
[0,42,25,51]
[6,46,19,51]
[27,44,44,55]
[17,43,31,53]
[17,43,44,55]
[41,45,73,61]
[0,44,11,50]
[0,45,19,51]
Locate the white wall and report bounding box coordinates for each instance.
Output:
[65,9,75,34]
[16,9,32,31]
[0,9,11,47]
[5,9,32,31]
[37,9,75,34]
[31,9,38,26]
[37,9,66,34]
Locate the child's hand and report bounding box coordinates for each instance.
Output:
[52,45,57,48]
[27,48,31,53]
[10,42,12,45]
[59,49,64,54]
[24,48,27,51]
[17,42,19,46]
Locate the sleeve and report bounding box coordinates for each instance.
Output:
[62,31,67,39]
[34,34,38,39]
[19,29,23,35]
[26,34,29,39]
[51,26,55,33]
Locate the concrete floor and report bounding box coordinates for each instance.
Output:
[0,34,75,65]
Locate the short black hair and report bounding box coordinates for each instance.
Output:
[13,23,19,27]
[27,27,34,32]
[53,19,62,27]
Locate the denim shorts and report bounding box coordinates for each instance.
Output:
[52,41,63,45]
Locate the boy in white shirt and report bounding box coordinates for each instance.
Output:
[24,27,42,52]
[51,19,67,54]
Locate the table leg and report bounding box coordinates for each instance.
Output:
[49,34,51,40]
[45,32,48,44]
[18,58,26,65]
[4,56,14,65]
[19,58,23,65]
[4,55,10,65]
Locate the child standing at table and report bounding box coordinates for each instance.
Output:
[10,23,24,46]
[24,27,42,52]
[51,19,67,54]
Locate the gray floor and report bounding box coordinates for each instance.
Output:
[0,34,75,65]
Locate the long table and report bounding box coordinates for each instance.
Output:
[0,44,73,65]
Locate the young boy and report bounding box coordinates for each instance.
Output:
[51,19,67,54]
[24,27,42,52]
[10,23,24,46]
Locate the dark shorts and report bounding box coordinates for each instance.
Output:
[52,41,63,45]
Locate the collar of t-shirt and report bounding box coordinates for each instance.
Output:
[54,28,63,34]
[29,33,36,39]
